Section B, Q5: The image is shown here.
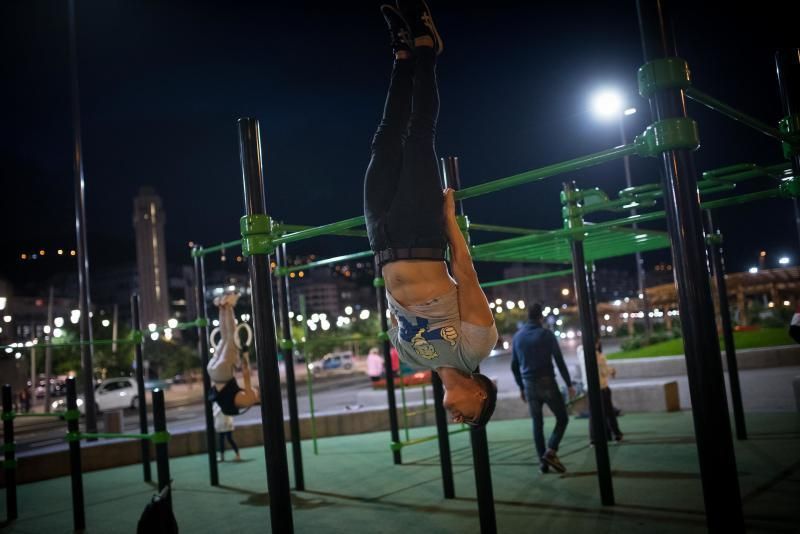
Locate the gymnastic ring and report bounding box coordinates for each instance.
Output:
[208,327,221,350]
[234,323,254,350]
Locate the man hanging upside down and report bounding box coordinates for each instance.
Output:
[207,292,259,415]
[364,0,498,427]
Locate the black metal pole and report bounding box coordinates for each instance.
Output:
[66,377,86,531]
[152,388,171,512]
[276,243,305,491]
[374,267,402,465]
[431,373,455,498]
[442,155,497,532]
[564,182,615,506]
[587,262,601,340]
[131,294,152,482]
[705,212,747,440]
[192,249,218,486]
[775,49,800,252]
[67,0,97,437]
[637,1,743,530]
[3,384,17,522]
[238,117,294,533]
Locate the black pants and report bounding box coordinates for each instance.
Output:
[589,387,622,442]
[218,431,239,455]
[363,48,446,255]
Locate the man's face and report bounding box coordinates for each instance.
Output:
[442,387,484,424]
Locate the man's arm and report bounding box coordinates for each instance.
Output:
[444,189,494,327]
[510,340,526,402]
[551,333,573,389]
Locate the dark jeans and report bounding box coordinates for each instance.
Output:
[524,376,569,460]
[363,48,446,254]
[218,431,239,455]
[589,387,622,442]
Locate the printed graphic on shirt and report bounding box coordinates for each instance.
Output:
[397,315,458,360]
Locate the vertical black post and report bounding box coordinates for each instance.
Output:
[131,294,152,482]
[587,262,601,340]
[66,377,86,531]
[67,0,97,436]
[238,117,293,533]
[192,249,218,486]
[565,182,615,506]
[276,243,305,491]
[152,388,171,512]
[705,213,747,440]
[431,373,455,498]
[374,267,402,465]
[637,1,743,530]
[443,155,497,533]
[2,384,17,521]
[775,49,800,251]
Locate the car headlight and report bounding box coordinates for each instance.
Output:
[51,401,60,409]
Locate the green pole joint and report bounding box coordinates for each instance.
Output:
[195,318,208,328]
[779,114,800,159]
[3,459,17,470]
[65,431,81,442]
[240,214,275,256]
[2,411,15,421]
[560,188,584,235]
[373,277,385,288]
[129,330,144,344]
[63,409,81,422]
[637,57,691,97]
[377,331,390,342]
[150,431,170,444]
[3,442,15,453]
[273,266,289,276]
[779,178,800,198]
[706,234,723,246]
[390,441,403,452]
[634,118,700,157]
[279,339,294,350]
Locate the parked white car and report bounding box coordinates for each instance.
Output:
[53,377,141,414]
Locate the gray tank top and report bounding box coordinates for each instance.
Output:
[386,286,498,373]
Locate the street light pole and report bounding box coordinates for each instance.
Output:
[619,117,653,335]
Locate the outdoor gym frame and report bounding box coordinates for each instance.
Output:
[184,5,798,534]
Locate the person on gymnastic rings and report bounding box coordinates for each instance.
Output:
[363,1,498,427]
[206,292,259,415]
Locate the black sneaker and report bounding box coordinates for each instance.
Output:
[541,449,567,473]
[396,0,443,55]
[381,5,415,54]
[539,463,550,474]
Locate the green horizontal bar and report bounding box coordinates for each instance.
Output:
[192,239,243,258]
[148,319,205,334]
[480,269,573,289]
[9,412,64,419]
[469,223,548,235]
[455,143,639,201]
[686,87,787,142]
[281,224,367,238]
[699,188,780,210]
[275,216,366,246]
[390,426,470,451]
[67,432,154,441]
[278,251,374,275]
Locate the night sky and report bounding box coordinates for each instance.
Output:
[1,1,795,291]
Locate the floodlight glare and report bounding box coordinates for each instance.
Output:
[590,89,623,120]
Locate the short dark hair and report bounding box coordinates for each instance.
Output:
[528,302,543,322]
[467,373,498,427]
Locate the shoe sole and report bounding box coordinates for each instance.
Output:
[542,457,567,473]
[398,0,443,55]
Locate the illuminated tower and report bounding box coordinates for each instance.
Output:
[133,187,170,328]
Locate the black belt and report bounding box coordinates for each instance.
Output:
[376,247,446,267]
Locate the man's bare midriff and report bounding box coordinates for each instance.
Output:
[382,259,455,307]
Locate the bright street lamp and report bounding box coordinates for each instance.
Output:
[748,267,758,274]
[778,256,790,265]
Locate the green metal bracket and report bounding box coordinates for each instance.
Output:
[129,329,144,344]
[63,409,81,422]
[560,187,584,235]
[3,442,15,453]
[65,431,81,442]
[377,331,390,342]
[634,118,700,157]
[150,431,170,444]
[273,266,289,276]
[240,214,275,256]
[779,114,800,159]
[3,459,17,470]
[779,178,800,198]
[706,234,723,246]
[195,318,208,328]
[638,57,691,97]
[373,277,385,288]
[279,339,293,350]
[2,411,15,421]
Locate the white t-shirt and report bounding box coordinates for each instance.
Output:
[213,402,234,433]
[387,286,498,373]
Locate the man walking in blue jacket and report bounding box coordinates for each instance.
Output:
[512,302,575,474]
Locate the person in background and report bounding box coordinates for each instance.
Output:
[789,302,800,344]
[214,402,241,462]
[589,341,623,445]
[366,347,385,382]
[512,302,575,474]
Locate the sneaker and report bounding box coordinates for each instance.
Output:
[538,463,550,474]
[217,454,225,462]
[614,434,624,442]
[397,0,443,55]
[380,5,415,54]
[541,449,567,473]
